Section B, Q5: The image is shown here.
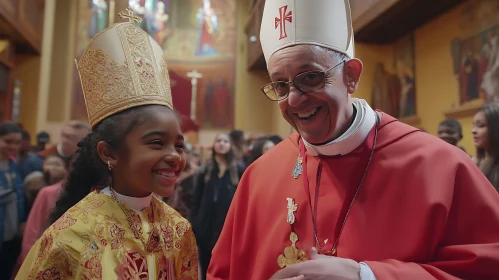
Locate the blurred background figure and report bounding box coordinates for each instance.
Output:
[16,130,43,181]
[472,102,499,191]
[34,132,50,153]
[191,133,245,280]
[0,122,24,280]
[39,121,90,167]
[247,136,276,165]
[437,119,467,153]
[229,130,247,165]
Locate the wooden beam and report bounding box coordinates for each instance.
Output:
[351,0,400,32]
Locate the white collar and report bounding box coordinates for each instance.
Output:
[56,144,67,158]
[302,98,376,156]
[101,187,152,211]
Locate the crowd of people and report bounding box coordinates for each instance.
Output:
[1,1,499,279]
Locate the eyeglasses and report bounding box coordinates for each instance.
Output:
[261,61,346,101]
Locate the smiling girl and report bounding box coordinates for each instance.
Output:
[16,10,198,280]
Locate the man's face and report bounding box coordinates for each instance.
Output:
[268,45,361,144]
[60,126,89,156]
[1,132,22,157]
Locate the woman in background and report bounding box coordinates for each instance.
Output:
[472,102,499,191]
[191,133,245,280]
[247,136,276,165]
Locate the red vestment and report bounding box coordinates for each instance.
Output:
[207,113,499,280]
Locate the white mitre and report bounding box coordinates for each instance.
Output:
[260,0,354,64]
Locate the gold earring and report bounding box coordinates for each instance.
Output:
[108,161,112,171]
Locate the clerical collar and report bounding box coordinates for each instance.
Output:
[101,187,152,211]
[56,144,69,159]
[302,98,376,156]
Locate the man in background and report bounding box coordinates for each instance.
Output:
[34,132,50,153]
[39,121,91,167]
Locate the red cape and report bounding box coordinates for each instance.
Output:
[208,112,499,280]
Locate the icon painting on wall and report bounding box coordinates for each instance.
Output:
[451,25,499,104]
[130,0,237,129]
[450,0,499,105]
[371,34,416,119]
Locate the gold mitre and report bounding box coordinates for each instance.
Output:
[75,8,173,127]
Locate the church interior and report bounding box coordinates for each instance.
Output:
[3,1,499,279]
[1,0,499,154]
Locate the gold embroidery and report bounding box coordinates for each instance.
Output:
[176,222,188,238]
[75,22,173,127]
[52,214,77,231]
[161,223,174,251]
[110,224,126,249]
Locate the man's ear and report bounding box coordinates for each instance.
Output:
[96,141,117,170]
[343,59,363,94]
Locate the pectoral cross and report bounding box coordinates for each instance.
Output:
[277,232,308,268]
[187,70,203,121]
[286,198,298,224]
[118,7,143,24]
[275,5,293,40]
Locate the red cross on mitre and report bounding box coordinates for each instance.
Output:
[275,5,293,40]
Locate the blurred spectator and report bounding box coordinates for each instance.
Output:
[268,134,283,145]
[247,137,276,165]
[35,132,50,152]
[0,122,25,279]
[472,103,499,191]
[39,121,90,167]
[17,130,43,180]
[437,119,466,153]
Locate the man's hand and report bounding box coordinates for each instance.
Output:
[270,248,361,280]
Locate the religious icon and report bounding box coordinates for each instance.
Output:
[292,156,302,179]
[277,232,308,268]
[196,0,219,56]
[89,0,108,38]
[393,34,416,118]
[128,0,171,46]
[286,198,297,225]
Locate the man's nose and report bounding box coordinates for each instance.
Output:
[287,87,307,108]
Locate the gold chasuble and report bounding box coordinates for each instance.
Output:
[16,191,198,279]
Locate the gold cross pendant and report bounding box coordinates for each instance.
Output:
[277,232,308,268]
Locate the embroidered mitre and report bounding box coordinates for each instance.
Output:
[75,11,173,127]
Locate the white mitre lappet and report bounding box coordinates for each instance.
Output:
[259,0,355,64]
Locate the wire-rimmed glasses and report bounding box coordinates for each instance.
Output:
[261,61,346,101]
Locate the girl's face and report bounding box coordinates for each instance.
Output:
[213,134,231,155]
[112,107,187,198]
[0,132,22,158]
[472,111,489,150]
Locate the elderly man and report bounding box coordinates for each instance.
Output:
[208,1,499,279]
[39,120,91,166]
